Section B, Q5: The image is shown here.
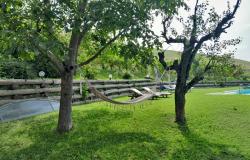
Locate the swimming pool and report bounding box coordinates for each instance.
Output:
[208,89,250,95]
[235,89,250,95]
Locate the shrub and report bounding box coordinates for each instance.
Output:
[122,72,132,79]
[32,55,60,78]
[85,69,95,79]
[80,66,97,80]
[219,82,225,87]
[0,55,60,79]
[81,82,89,100]
[0,60,36,79]
[242,76,249,81]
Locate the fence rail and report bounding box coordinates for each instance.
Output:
[0,79,158,105]
[0,79,249,106]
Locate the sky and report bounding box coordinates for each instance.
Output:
[152,0,250,61]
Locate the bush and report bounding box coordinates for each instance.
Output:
[0,55,60,79]
[122,72,132,79]
[32,55,60,78]
[81,67,97,80]
[219,82,225,87]
[81,82,89,100]
[242,76,249,81]
[84,70,94,79]
[0,60,37,79]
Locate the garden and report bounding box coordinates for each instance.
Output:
[1,0,250,160]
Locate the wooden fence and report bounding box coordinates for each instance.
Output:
[0,79,249,106]
[0,79,164,105]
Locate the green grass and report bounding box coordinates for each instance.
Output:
[1,87,250,160]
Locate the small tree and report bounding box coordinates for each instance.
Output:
[158,0,241,124]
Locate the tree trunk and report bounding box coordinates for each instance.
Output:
[57,71,74,133]
[174,69,187,124]
[56,32,80,133]
[175,86,186,124]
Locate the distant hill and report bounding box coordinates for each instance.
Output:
[162,50,181,61]
[233,59,250,75]
[163,50,250,76]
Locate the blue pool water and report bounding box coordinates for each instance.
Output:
[235,89,250,95]
[208,88,250,95]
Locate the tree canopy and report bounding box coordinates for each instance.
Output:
[0,0,186,132]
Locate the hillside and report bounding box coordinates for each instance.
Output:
[163,50,250,76]
[81,50,250,80]
[233,59,250,75]
[161,50,181,61]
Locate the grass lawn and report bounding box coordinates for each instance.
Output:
[0,87,250,160]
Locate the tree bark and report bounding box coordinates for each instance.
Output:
[57,71,74,133]
[57,32,80,133]
[174,53,188,124]
[175,77,186,124]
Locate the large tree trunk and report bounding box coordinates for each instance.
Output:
[175,84,186,124]
[174,62,188,124]
[57,71,74,133]
[57,32,80,133]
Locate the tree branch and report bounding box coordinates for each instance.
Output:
[34,43,64,73]
[25,29,65,73]
[165,37,185,44]
[78,30,125,67]
[221,21,233,33]
[185,75,204,92]
[192,0,241,55]
[190,0,199,43]
[79,0,88,13]
[158,51,179,71]
[161,17,185,44]
[185,59,212,92]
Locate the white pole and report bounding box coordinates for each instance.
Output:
[168,67,171,86]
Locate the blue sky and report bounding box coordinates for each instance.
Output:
[152,0,250,61]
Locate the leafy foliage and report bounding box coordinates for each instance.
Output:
[81,82,89,100]
[0,58,36,79]
[159,0,242,88]
[208,54,244,82]
[32,54,61,78]
[122,72,132,80]
[0,0,194,131]
[83,67,96,80]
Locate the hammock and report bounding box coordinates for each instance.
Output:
[87,81,153,105]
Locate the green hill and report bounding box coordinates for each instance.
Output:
[162,50,181,61]
[163,50,250,76]
[233,59,250,75]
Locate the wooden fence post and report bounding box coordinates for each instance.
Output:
[10,84,19,99]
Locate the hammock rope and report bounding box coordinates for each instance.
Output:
[86,81,153,105]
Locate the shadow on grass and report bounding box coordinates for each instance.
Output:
[1,109,168,160]
[171,124,248,160]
